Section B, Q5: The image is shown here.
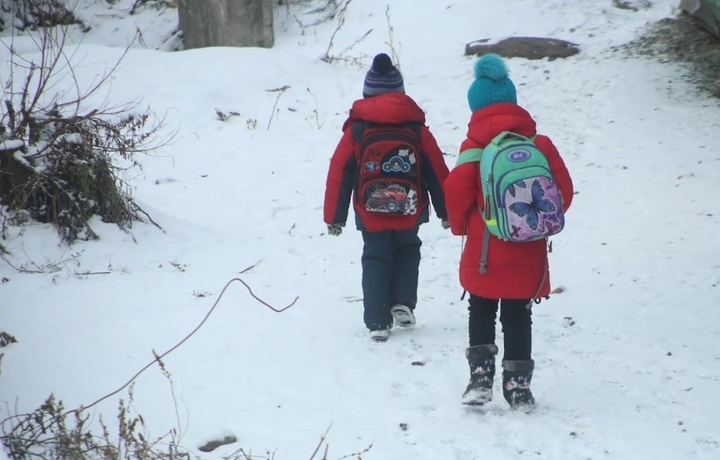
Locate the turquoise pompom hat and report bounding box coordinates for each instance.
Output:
[467,53,517,111]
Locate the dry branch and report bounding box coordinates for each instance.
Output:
[77,277,299,413]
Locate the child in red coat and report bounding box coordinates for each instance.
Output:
[444,54,574,410]
[324,54,450,342]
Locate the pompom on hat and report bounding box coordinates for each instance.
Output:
[363,53,405,97]
[467,53,517,111]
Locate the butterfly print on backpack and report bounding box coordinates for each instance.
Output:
[508,179,557,231]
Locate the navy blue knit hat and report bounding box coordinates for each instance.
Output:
[363,53,405,97]
[467,53,517,111]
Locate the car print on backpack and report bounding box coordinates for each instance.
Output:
[365,184,417,214]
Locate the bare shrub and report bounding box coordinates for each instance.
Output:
[129,0,177,15]
[0,12,172,243]
[0,398,371,460]
[0,332,17,347]
[0,0,83,32]
[1,394,190,460]
[320,0,372,65]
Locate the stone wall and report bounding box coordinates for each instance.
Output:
[680,0,720,37]
[178,0,274,49]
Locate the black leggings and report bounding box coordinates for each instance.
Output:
[468,295,532,361]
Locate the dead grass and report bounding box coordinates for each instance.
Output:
[618,12,720,98]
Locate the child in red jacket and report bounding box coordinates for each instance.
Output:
[324,53,450,342]
[444,54,574,410]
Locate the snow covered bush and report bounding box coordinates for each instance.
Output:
[0,0,82,32]
[0,11,170,243]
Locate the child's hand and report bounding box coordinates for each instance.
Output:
[327,224,344,236]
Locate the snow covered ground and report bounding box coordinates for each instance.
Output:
[2,0,720,458]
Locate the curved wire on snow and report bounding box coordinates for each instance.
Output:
[74,277,299,414]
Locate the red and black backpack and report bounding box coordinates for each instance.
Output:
[352,121,425,216]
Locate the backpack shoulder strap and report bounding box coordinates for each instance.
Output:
[455,148,484,167]
[350,120,369,143]
[479,224,490,274]
[406,121,422,138]
[457,131,539,167]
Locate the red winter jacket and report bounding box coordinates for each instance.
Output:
[324,93,449,232]
[444,103,574,299]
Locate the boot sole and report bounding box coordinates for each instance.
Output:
[461,388,493,406]
[369,330,389,342]
[391,306,416,328]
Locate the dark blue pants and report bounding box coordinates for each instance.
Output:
[361,229,421,329]
[468,295,532,361]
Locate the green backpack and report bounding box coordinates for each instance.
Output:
[456,131,565,272]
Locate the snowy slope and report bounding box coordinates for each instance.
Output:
[1,0,719,459]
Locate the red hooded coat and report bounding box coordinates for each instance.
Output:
[324,93,449,232]
[444,103,574,299]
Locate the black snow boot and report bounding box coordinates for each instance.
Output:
[461,344,498,406]
[502,359,536,412]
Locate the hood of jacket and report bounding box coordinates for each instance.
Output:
[342,93,426,131]
[462,103,537,149]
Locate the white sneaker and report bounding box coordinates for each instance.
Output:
[391,304,416,328]
[369,328,389,342]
